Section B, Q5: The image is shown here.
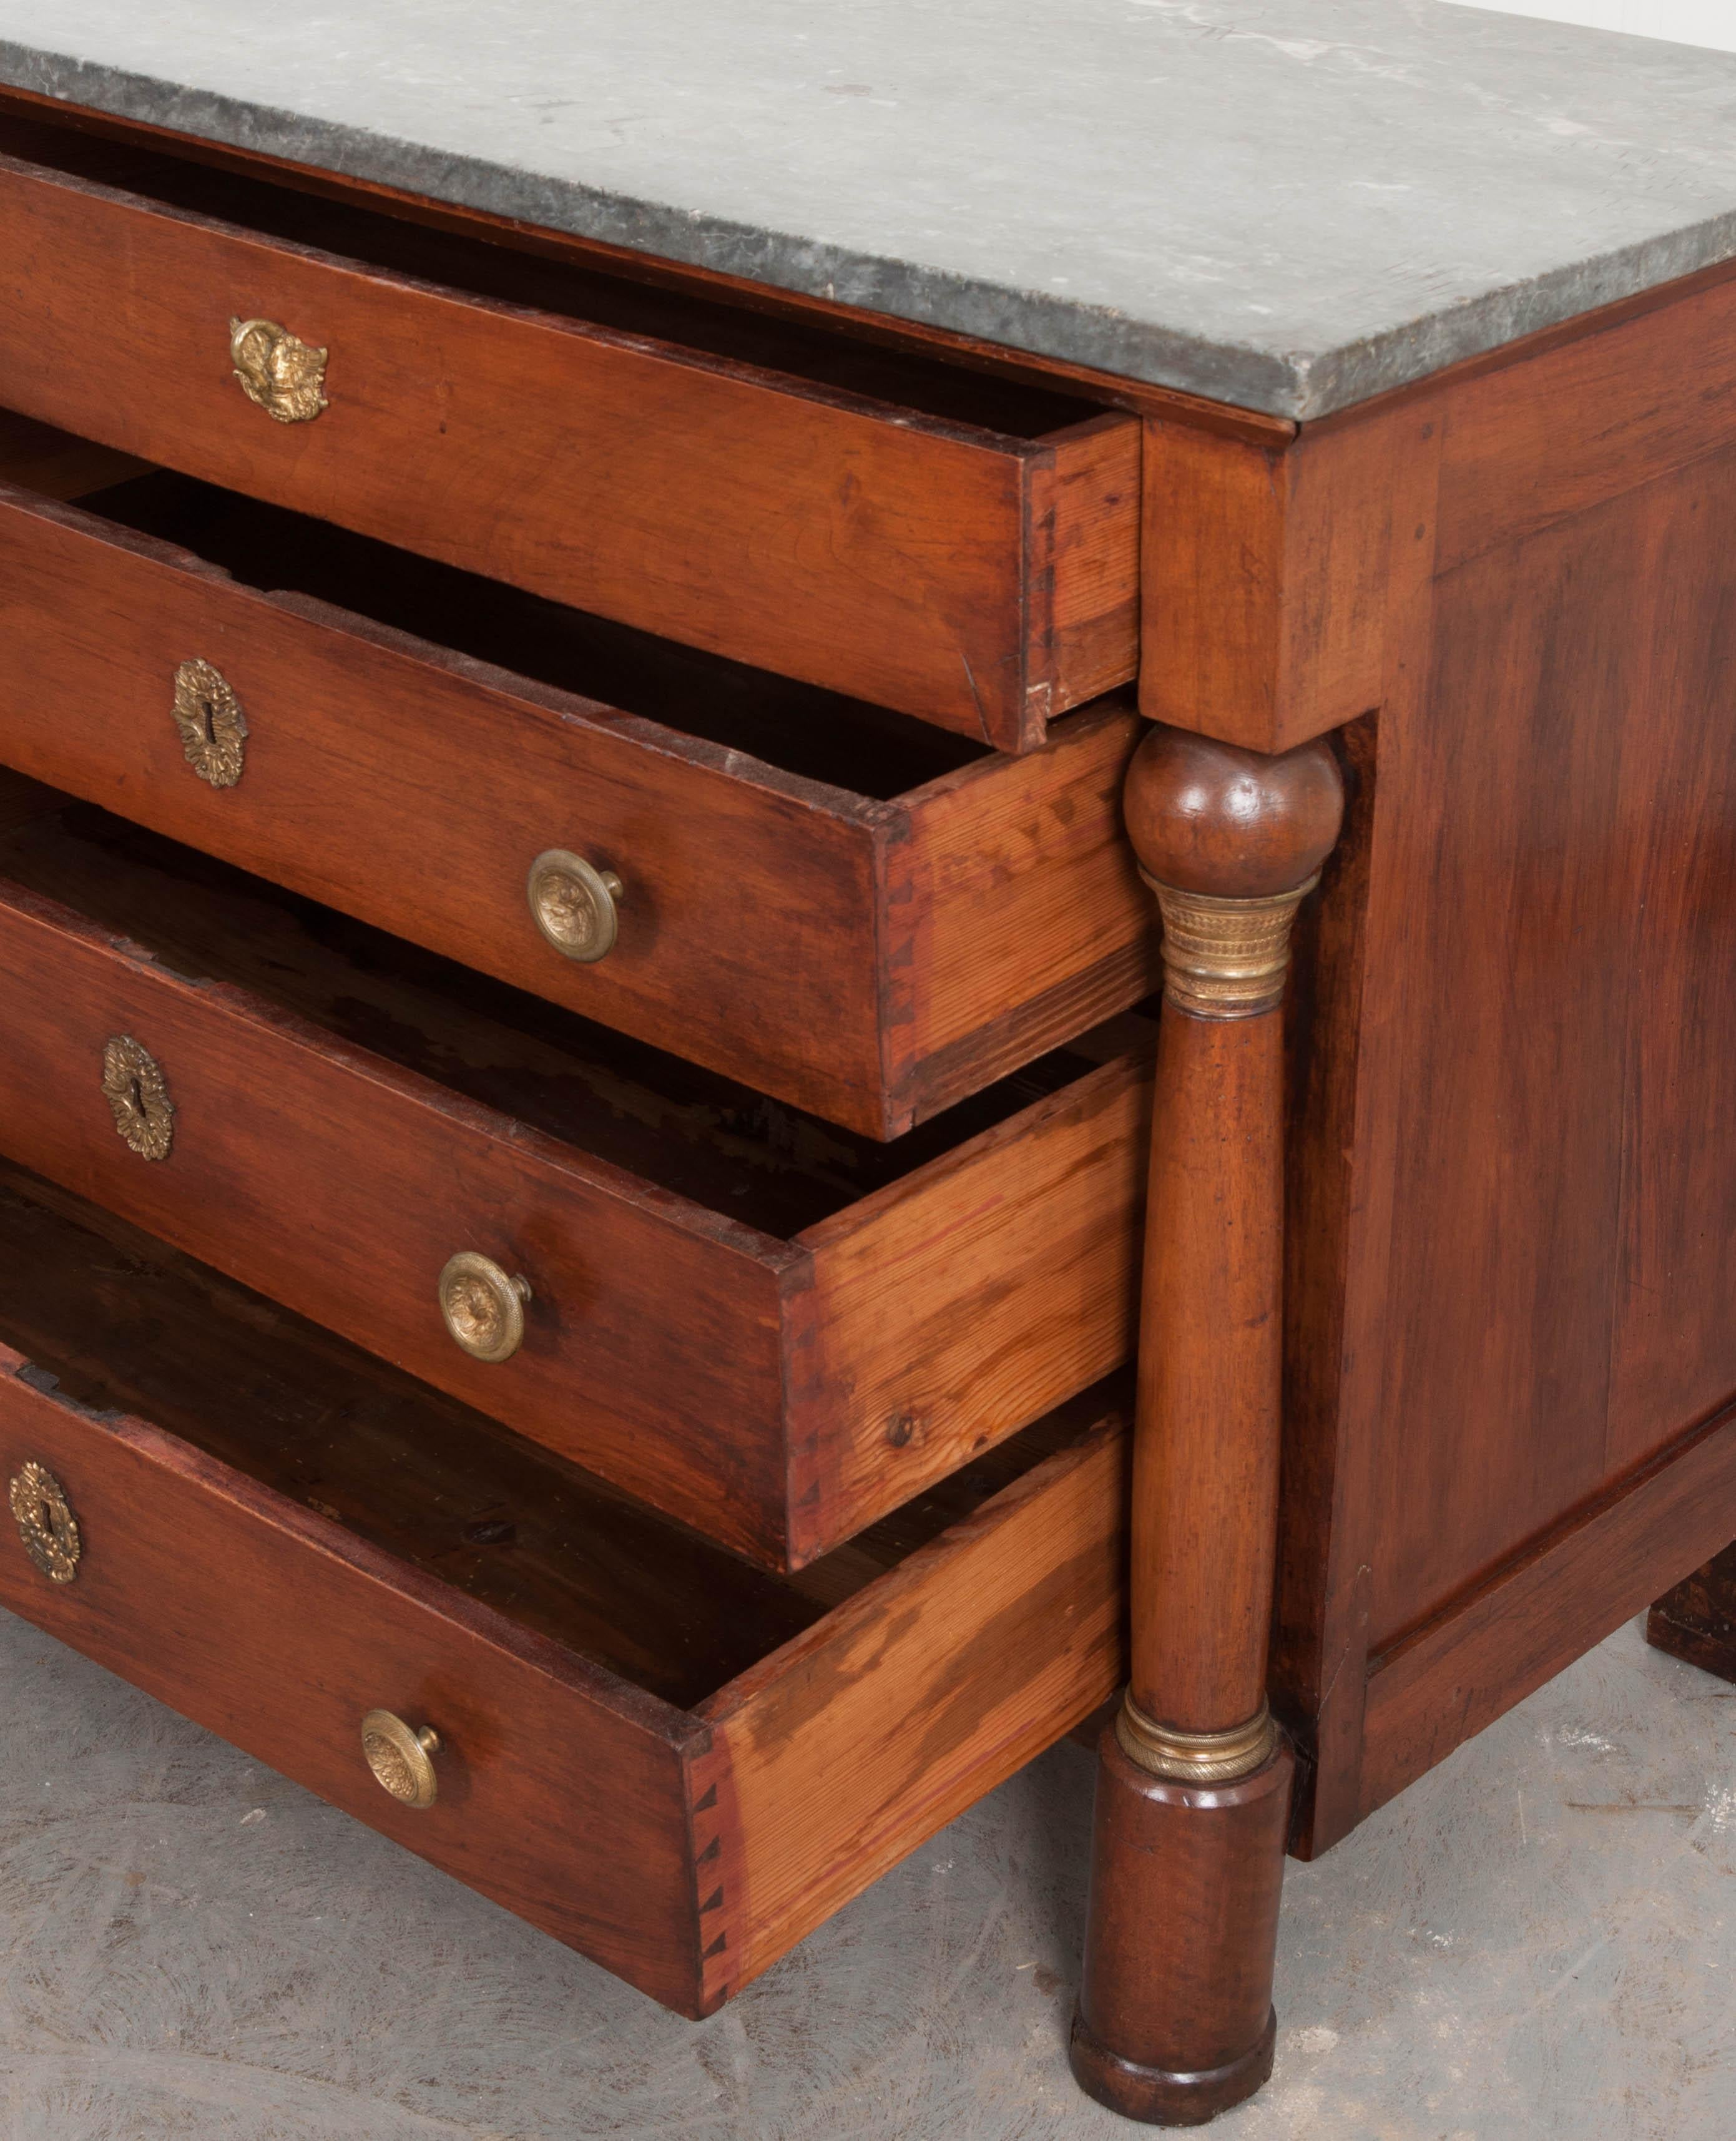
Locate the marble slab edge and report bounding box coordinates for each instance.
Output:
[4,39,1736,423]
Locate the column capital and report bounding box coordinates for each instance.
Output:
[1124,723,1344,902]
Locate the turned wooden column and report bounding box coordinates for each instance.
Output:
[1071,723,1343,2127]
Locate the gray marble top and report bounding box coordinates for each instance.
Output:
[1,1,1734,419]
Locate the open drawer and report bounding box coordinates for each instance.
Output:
[0,109,1139,747]
[0,453,1157,1138]
[0,782,1150,1568]
[0,1162,1129,2016]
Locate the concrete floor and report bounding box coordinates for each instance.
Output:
[0,1610,1730,2140]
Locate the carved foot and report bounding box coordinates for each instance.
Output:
[1646,1540,1736,1684]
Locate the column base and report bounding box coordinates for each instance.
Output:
[1069,2005,1276,2127]
[1069,1717,1293,2127]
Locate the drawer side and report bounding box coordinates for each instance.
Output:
[692,1413,1128,2002]
[785,1056,1148,1561]
[887,702,1157,1122]
[1029,414,1142,720]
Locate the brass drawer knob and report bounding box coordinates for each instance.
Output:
[438,1251,531,1363]
[527,848,624,964]
[8,1461,81,1584]
[230,316,329,424]
[360,1709,441,1810]
[102,1036,175,1161]
[172,659,248,788]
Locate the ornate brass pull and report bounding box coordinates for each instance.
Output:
[172,659,248,788]
[360,1709,441,1810]
[8,1461,81,1584]
[102,1036,175,1161]
[526,849,624,964]
[230,316,328,424]
[438,1252,531,1364]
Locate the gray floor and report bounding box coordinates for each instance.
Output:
[0,1610,1730,2140]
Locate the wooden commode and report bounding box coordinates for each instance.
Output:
[1,7,1735,2125]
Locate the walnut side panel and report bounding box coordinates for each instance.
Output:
[1353,450,1736,1654]
[1436,272,1736,573]
[1291,278,1736,1837]
[785,1057,1147,1564]
[0,1350,705,2012]
[1603,446,1736,1469]
[1358,1401,1736,1820]
[694,1414,1129,2001]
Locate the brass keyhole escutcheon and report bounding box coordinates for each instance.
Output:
[9,1462,81,1584]
[229,316,329,424]
[102,1036,175,1161]
[438,1252,531,1364]
[172,659,248,788]
[526,849,624,964]
[360,1709,441,1810]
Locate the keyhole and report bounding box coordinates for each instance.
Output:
[128,1075,145,1117]
[197,694,217,745]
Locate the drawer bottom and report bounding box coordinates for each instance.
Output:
[0,1162,1127,2012]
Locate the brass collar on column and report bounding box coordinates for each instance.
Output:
[1116,1692,1278,1783]
[1142,872,1320,1021]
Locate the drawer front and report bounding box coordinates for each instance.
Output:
[0,1304,1126,2014]
[0,479,893,1132]
[0,843,1147,1566]
[0,147,1139,747]
[0,873,795,1561]
[0,1346,708,2014]
[0,477,1157,1137]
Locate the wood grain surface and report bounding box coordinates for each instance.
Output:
[889,698,1158,1114]
[1358,1398,1736,1819]
[1137,412,1399,753]
[0,118,1139,745]
[0,792,1145,1566]
[0,471,1155,1134]
[790,1051,1148,1564]
[1265,282,1736,1846]
[693,1389,1128,2001]
[0,1160,1129,2013]
[1072,1737,1291,2119]
[1352,458,1728,1651]
[0,1338,709,2011]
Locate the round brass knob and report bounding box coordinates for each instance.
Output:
[526,848,624,963]
[438,1251,531,1363]
[360,1709,441,1810]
